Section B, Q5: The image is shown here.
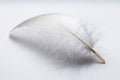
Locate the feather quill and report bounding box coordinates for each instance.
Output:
[9,13,105,64]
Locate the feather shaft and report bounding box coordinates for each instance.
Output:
[61,26,105,64]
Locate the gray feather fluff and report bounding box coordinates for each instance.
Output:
[9,13,105,65]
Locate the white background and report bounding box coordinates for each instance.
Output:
[0,1,120,80]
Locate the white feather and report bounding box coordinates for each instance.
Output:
[9,13,105,64]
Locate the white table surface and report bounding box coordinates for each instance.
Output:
[0,1,120,80]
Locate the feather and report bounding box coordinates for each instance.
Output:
[9,13,105,64]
